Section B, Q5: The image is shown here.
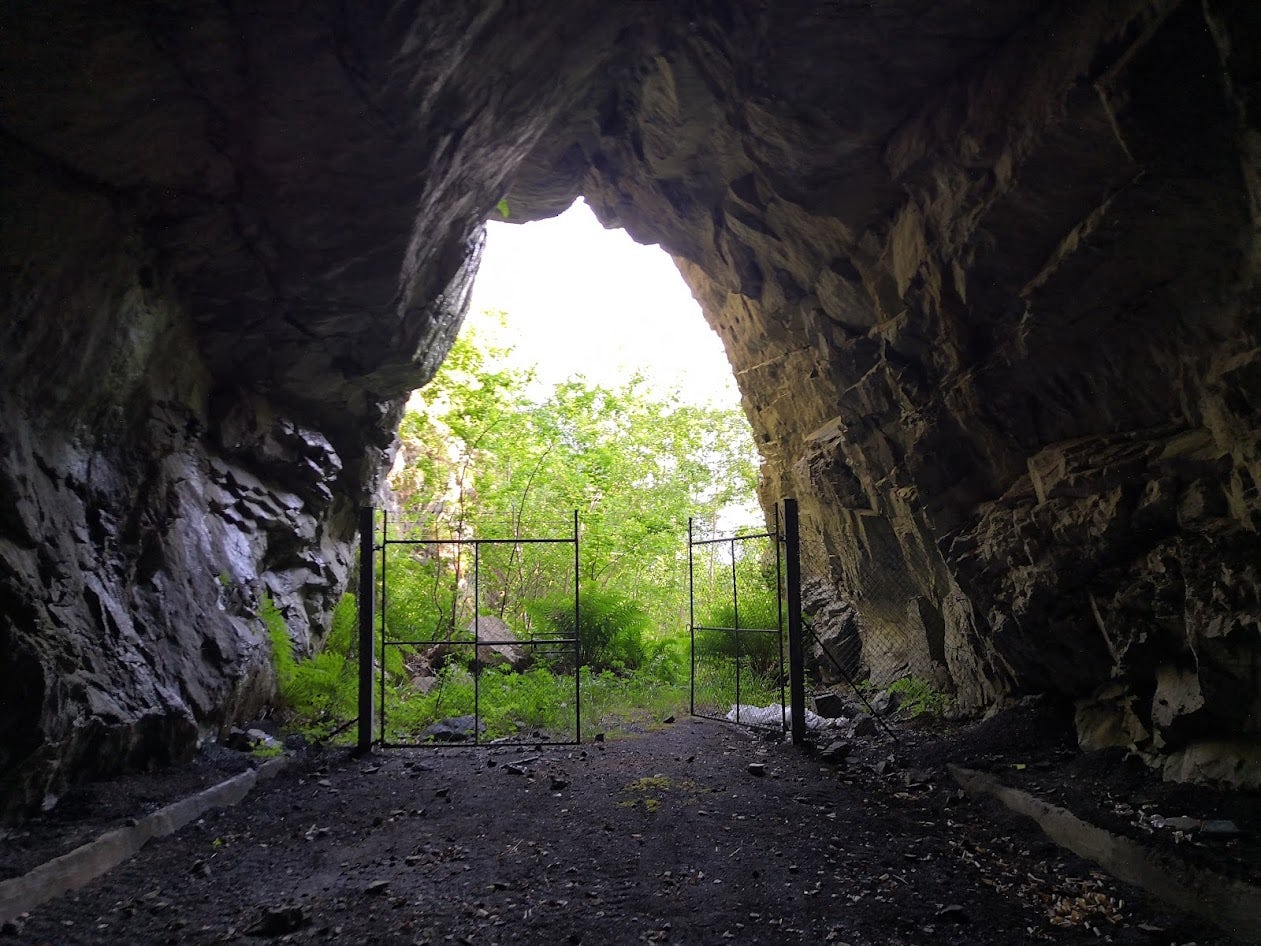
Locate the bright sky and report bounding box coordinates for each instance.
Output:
[465,198,739,406]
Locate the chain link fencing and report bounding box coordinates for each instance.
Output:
[798,513,953,730]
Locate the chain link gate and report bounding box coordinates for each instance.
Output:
[358,508,581,748]
[688,500,805,740]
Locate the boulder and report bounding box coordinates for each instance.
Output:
[812,692,852,720]
[423,716,485,744]
[467,616,531,671]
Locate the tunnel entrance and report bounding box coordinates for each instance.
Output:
[345,199,772,750]
[466,198,741,408]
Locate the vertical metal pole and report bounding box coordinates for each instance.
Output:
[379,508,388,745]
[730,537,740,724]
[357,506,375,754]
[473,540,480,746]
[573,509,581,744]
[688,517,695,717]
[774,503,786,733]
[784,498,806,745]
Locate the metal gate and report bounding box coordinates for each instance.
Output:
[688,499,804,739]
[361,508,581,748]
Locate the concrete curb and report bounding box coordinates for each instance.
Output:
[949,763,1261,945]
[0,756,286,925]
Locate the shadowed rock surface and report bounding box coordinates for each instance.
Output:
[1,1,1258,814]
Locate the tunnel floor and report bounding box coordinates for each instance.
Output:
[10,720,1237,945]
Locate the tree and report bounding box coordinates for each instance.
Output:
[389,312,761,643]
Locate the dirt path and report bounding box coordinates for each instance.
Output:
[8,720,1233,945]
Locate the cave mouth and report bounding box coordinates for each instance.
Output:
[3,0,1259,822]
[372,200,768,745]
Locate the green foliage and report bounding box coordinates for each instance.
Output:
[269,593,360,731]
[382,664,689,744]
[527,588,649,672]
[261,596,295,695]
[328,593,357,649]
[381,549,465,647]
[693,627,782,679]
[689,657,783,714]
[583,667,687,733]
[886,676,950,717]
[495,198,510,219]
[384,665,473,739]
[692,555,783,677]
[384,665,577,743]
[395,318,761,636]
[639,634,688,685]
[282,647,357,726]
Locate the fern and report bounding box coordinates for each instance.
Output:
[264,593,362,727]
[261,596,295,695]
[526,589,649,671]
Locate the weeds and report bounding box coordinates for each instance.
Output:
[886,676,950,717]
[261,596,295,696]
[269,581,790,745]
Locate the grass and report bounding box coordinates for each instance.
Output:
[885,676,951,717]
[384,665,578,743]
[378,665,693,744]
[267,590,793,746]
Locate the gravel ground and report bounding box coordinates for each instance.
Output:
[3,713,1239,946]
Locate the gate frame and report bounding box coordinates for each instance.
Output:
[688,498,806,744]
[358,507,581,750]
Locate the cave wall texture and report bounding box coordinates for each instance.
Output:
[1,0,1258,813]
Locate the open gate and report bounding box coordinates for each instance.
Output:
[358,508,581,748]
[355,501,803,750]
[688,499,804,739]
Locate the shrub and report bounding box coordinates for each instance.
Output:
[886,676,950,717]
[692,555,784,677]
[692,619,783,678]
[267,593,363,730]
[581,665,686,732]
[382,550,464,644]
[693,600,783,679]
[526,588,649,672]
[640,634,688,685]
[261,595,295,696]
[383,665,577,742]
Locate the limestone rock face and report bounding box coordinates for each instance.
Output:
[518,0,1261,780]
[0,0,637,815]
[1,0,1259,809]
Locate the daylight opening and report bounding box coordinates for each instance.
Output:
[350,199,771,744]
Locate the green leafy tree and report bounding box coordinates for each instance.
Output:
[392,317,760,640]
[273,311,762,742]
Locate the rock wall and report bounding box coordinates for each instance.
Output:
[510,0,1261,781]
[2,0,1258,811]
[0,0,642,816]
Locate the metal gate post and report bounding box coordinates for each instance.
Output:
[730,536,740,724]
[783,498,806,745]
[357,506,375,754]
[687,517,696,717]
[573,509,581,744]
